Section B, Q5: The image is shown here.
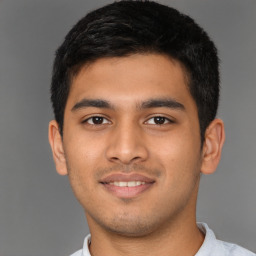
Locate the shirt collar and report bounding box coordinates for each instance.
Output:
[81,222,217,256]
[195,222,219,256]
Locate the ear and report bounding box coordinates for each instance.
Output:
[48,120,68,175]
[201,118,225,175]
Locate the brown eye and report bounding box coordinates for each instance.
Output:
[146,116,172,125]
[154,116,166,125]
[91,117,104,124]
[84,116,110,125]
[145,116,174,125]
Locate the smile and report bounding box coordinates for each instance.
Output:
[100,173,155,198]
[108,181,146,187]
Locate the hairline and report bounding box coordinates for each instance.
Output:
[62,52,202,141]
[68,52,192,98]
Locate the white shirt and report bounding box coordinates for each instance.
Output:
[70,223,255,256]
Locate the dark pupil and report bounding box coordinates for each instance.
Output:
[154,117,165,124]
[93,117,103,124]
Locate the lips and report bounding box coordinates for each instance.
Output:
[109,181,146,187]
[100,173,155,198]
[100,173,155,183]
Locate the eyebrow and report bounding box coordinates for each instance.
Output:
[71,97,185,112]
[139,98,185,110]
[71,99,113,111]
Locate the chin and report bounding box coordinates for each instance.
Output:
[105,223,155,237]
[95,212,164,238]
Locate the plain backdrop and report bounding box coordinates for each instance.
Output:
[0,0,255,255]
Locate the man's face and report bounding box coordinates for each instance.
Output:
[60,54,203,236]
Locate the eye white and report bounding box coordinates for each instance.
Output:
[86,116,110,125]
[146,116,170,125]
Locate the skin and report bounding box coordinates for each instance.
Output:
[49,54,225,256]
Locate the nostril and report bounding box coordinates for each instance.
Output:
[105,136,149,164]
[110,157,119,161]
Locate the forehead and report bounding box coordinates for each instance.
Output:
[67,54,194,110]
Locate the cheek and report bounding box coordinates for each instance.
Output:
[153,129,199,154]
[64,133,104,166]
[64,138,101,206]
[149,129,201,175]
[63,136,103,197]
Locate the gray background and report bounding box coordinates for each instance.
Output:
[0,0,255,255]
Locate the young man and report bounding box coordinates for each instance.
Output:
[48,1,255,255]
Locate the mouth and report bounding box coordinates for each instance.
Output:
[107,181,147,187]
[100,173,155,198]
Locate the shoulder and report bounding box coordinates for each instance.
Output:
[217,240,256,256]
[70,249,83,256]
[196,223,255,256]
[69,234,91,256]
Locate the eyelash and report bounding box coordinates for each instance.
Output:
[82,115,174,126]
[82,116,111,125]
[145,116,174,125]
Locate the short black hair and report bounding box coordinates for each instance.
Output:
[51,0,219,142]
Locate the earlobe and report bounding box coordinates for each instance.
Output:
[201,119,225,175]
[48,120,68,175]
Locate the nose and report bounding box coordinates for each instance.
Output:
[105,121,149,165]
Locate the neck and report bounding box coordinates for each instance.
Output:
[89,217,204,256]
[87,177,204,256]
[87,191,204,256]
